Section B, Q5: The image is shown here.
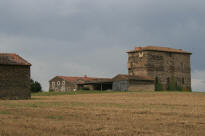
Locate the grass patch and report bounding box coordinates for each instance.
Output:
[70,102,128,108]
[32,90,201,97]
[23,102,67,108]
[47,115,63,120]
[0,110,11,115]
[32,90,120,96]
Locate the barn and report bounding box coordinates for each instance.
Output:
[49,75,111,92]
[112,74,155,91]
[0,53,31,99]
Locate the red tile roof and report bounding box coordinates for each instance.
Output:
[0,53,31,66]
[127,46,192,54]
[52,76,111,84]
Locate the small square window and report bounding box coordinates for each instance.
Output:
[62,81,65,85]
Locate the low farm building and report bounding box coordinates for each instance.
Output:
[78,74,154,91]
[112,74,154,91]
[49,75,111,92]
[0,53,31,99]
[77,79,113,91]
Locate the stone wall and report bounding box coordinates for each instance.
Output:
[0,65,31,99]
[128,51,191,91]
[49,77,77,92]
[128,51,148,76]
[128,80,154,92]
[113,80,154,92]
[113,80,129,91]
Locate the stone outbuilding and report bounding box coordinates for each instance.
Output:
[49,75,111,92]
[0,53,31,99]
[112,74,155,91]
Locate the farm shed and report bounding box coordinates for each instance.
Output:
[0,53,31,99]
[112,74,155,91]
[78,79,113,91]
[49,75,111,92]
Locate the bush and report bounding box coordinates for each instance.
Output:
[167,77,182,91]
[31,79,42,93]
[155,77,163,91]
[49,89,54,92]
[82,87,90,90]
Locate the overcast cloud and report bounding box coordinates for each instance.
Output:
[0,0,205,91]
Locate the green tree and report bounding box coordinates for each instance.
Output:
[167,77,182,91]
[155,77,163,91]
[31,79,42,93]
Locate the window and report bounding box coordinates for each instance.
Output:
[182,78,185,84]
[155,77,159,84]
[139,52,144,58]
[168,52,172,57]
[57,81,60,86]
[167,77,170,84]
[62,81,65,85]
[52,82,55,88]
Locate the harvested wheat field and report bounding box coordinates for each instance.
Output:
[0,91,205,136]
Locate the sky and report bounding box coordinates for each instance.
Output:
[0,0,205,91]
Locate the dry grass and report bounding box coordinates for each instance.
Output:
[0,92,205,136]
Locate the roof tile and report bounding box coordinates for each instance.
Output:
[127,46,192,54]
[0,53,31,66]
[55,76,111,84]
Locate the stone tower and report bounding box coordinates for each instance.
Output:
[127,46,192,91]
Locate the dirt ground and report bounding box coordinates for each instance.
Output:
[0,92,205,136]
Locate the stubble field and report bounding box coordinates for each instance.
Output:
[0,92,205,136]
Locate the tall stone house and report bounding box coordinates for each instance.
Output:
[127,46,192,91]
[49,75,110,92]
[0,53,31,99]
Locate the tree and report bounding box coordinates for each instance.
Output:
[167,76,182,91]
[155,77,163,91]
[30,79,42,93]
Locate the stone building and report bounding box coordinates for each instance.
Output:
[127,46,192,91]
[0,53,31,99]
[49,75,111,92]
[77,74,154,92]
[112,74,154,91]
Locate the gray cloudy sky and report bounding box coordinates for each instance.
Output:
[0,0,205,91]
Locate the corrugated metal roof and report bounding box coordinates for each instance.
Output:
[0,53,31,66]
[127,46,192,54]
